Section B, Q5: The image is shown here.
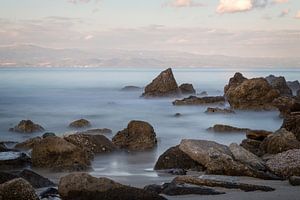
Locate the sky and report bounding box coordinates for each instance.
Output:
[0,0,300,57]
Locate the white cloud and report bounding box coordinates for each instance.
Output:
[296,10,300,19]
[84,35,94,40]
[165,0,204,8]
[216,0,269,14]
[272,0,288,3]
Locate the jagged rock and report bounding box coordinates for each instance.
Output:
[0,152,31,170]
[266,149,300,178]
[179,83,196,95]
[31,136,91,171]
[0,178,39,200]
[77,128,112,135]
[240,139,263,157]
[272,96,300,118]
[173,176,275,192]
[246,130,272,141]
[281,113,300,140]
[173,96,225,106]
[142,68,181,98]
[207,124,249,133]
[144,182,224,196]
[40,187,59,199]
[289,176,300,186]
[266,75,292,97]
[9,120,44,133]
[112,120,157,151]
[287,80,300,95]
[225,73,280,110]
[15,137,42,150]
[154,145,203,171]
[64,134,116,155]
[69,119,91,128]
[260,128,300,154]
[18,169,55,188]
[58,173,166,200]
[42,132,56,138]
[121,86,141,91]
[205,107,235,114]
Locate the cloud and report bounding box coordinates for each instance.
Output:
[279,9,289,17]
[216,0,269,14]
[296,10,300,19]
[164,0,205,8]
[84,35,94,40]
[272,0,288,3]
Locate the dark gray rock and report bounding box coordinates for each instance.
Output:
[9,120,44,133]
[179,83,196,95]
[173,96,225,106]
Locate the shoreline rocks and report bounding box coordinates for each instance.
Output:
[77,128,112,135]
[287,80,300,95]
[173,96,225,106]
[179,83,196,95]
[121,86,142,91]
[207,124,249,133]
[266,75,292,97]
[9,120,44,133]
[0,152,31,170]
[205,107,235,114]
[69,119,91,128]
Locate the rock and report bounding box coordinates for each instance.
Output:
[225,73,280,110]
[174,113,182,117]
[0,178,39,200]
[77,128,112,135]
[0,143,8,152]
[42,132,56,138]
[9,120,44,133]
[69,119,91,128]
[179,83,196,95]
[289,176,300,186]
[0,152,31,170]
[205,107,235,114]
[198,91,208,96]
[112,120,157,151]
[246,130,272,141]
[0,172,18,184]
[40,187,59,199]
[287,80,300,95]
[121,86,141,91]
[173,96,225,106]
[58,173,166,200]
[18,169,55,188]
[207,124,249,133]
[266,75,292,97]
[272,96,300,118]
[15,137,42,150]
[64,134,116,155]
[31,136,91,171]
[229,143,266,171]
[260,128,300,154]
[266,149,300,178]
[240,139,263,157]
[281,113,300,140]
[144,182,224,196]
[164,169,187,175]
[173,176,275,192]
[154,145,203,171]
[142,68,180,98]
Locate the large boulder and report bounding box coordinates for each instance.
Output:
[287,80,300,95]
[0,178,39,200]
[31,136,91,171]
[224,72,247,94]
[142,68,180,98]
[9,120,44,133]
[281,113,300,141]
[179,83,196,95]
[58,173,166,200]
[173,96,225,106]
[69,119,91,128]
[0,152,31,170]
[272,96,300,118]
[15,137,42,150]
[225,73,280,110]
[266,149,300,178]
[266,75,292,97]
[112,120,157,151]
[240,139,263,157]
[261,128,300,154]
[154,145,203,171]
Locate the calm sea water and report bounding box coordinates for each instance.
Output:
[0,67,299,185]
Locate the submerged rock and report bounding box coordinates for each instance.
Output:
[272,96,300,118]
[173,96,225,106]
[15,137,42,150]
[112,120,157,151]
[121,86,141,91]
[77,128,112,135]
[154,145,203,171]
[205,107,235,114]
[0,152,31,170]
[289,176,300,186]
[31,136,91,171]
[58,173,166,200]
[69,119,91,128]
[42,132,56,138]
[281,113,300,141]
[179,83,196,95]
[142,68,181,98]
[207,124,249,133]
[0,178,39,200]
[9,120,44,133]
[246,130,272,141]
[266,75,292,97]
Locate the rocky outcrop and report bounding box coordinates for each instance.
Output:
[142,68,180,98]
[154,145,203,171]
[261,128,300,154]
[58,173,166,200]
[246,130,272,141]
[77,128,112,135]
[240,139,263,157]
[205,107,235,114]
[112,120,157,151]
[266,75,292,97]
[9,120,44,133]
[69,119,91,128]
[272,96,300,118]
[266,149,300,178]
[281,113,300,140]
[42,132,56,138]
[225,73,280,110]
[289,176,300,186]
[173,96,225,106]
[179,83,196,95]
[287,80,300,95]
[31,136,91,171]
[207,124,249,133]
[121,86,141,91]
[15,137,42,150]
[0,152,31,170]
[0,178,39,200]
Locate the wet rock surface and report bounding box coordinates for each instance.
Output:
[69,119,91,128]
[77,128,112,135]
[266,75,292,97]
[205,107,235,114]
[9,120,45,133]
[246,130,272,141]
[112,120,157,151]
[289,176,300,186]
[173,96,225,106]
[0,151,31,170]
[179,83,196,94]
[121,86,142,91]
[272,96,300,118]
[281,113,300,140]
[287,80,300,95]
[240,139,263,157]
[207,124,249,133]
[15,137,42,150]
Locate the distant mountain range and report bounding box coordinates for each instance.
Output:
[0,44,299,68]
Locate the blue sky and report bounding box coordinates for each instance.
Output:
[0,0,300,57]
